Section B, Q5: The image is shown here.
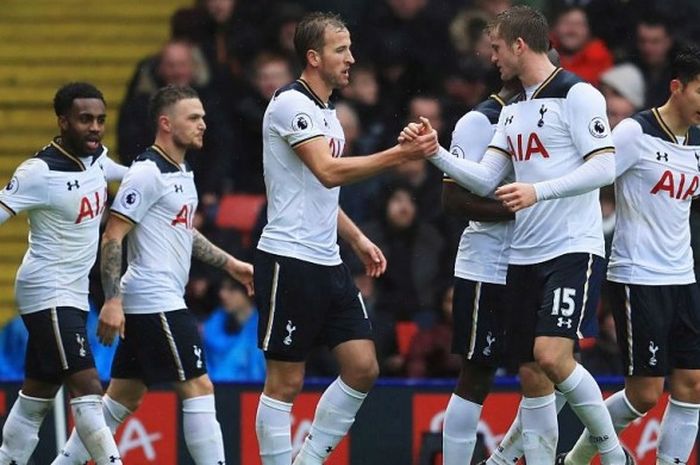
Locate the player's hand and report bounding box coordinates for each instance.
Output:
[97,298,125,346]
[351,235,387,278]
[397,121,425,143]
[398,117,439,159]
[226,257,255,296]
[495,182,537,212]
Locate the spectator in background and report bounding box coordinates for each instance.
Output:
[363,181,447,371]
[263,3,305,74]
[599,63,646,129]
[634,15,675,107]
[230,51,293,193]
[551,5,613,86]
[340,63,387,149]
[580,308,623,376]
[203,278,265,382]
[117,40,234,196]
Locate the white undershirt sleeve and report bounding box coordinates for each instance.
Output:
[610,118,644,177]
[429,146,512,197]
[101,155,128,182]
[534,151,615,201]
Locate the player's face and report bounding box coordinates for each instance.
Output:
[489,30,520,81]
[168,98,207,150]
[677,77,700,126]
[318,26,355,89]
[59,98,106,155]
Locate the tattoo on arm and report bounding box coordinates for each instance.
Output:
[101,239,123,300]
[192,230,229,269]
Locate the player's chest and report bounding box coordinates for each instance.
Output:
[155,176,198,230]
[501,100,569,163]
[47,167,107,224]
[318,109,345,158]
[639,140,700,202]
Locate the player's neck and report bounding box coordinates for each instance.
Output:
[299,71,332,104]
[657,100,690,136]
[55,136,85,158]
[153,137,186,164]
[518,55,557,88]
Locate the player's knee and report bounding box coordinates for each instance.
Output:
[454,362,495,403]
[533,348,568,382]
[341,357,378,392]
[518,363,553,396]
[265,372,304,402]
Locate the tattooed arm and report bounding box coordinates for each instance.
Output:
[97,214,134,345]
[193,229,254,295]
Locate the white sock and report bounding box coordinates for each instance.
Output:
[487,390,567,465]
[182,394,226,465]
[442,394,482,465]
[257,393,293,465]
[520,393,558,465]
[657,398,700,465]
[293,377,367,465]
[0,391,52,465]
[566,389,643,465]
[557,364,624,465]
[53,395,132,465]
[70,395,122,465]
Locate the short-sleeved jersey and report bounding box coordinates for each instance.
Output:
[447,95,514,284]
[0,140,113,314]
[257,79,346,266]
[110,146,198,314]
[488,68,614,264]
[608,109,700,285]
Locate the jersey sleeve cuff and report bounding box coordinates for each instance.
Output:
[0,200,16,216]
[487,145,511,158]
[583,146,615,160]
[290,134,325,148]
[110,210,137,225]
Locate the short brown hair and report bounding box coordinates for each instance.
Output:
[149,85,199,128]
[488,5,550,53]
[293,12,347,67]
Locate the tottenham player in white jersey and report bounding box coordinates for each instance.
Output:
[403,6,630,465]
[561,45,700,465]
[0,83,123,465]
[51,85,254,465]
[254,12,438,465]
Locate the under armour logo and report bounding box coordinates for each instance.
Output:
[505,115,514,126]
[67,180,80,190]
[217,461,226,464]
[193,345,203,369]
[325,446,333,453]
[174,184,183,193]
[656,151,669,162]
[109,455,122,463]
[9,460,17,465]
[649,341,659,366]
[483,331,496,356]
[537,105,547,127]
[557,317,572,328]
[283,320,296,346]
[76,333,86,357]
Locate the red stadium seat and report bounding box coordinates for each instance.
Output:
[395,321,419,356]
[216,194,266,247]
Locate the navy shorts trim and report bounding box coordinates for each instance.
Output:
[610,282,700,376]
[22,307,95,384]
[255,250,373,362]
[451,278,507,367]
[111,309,207,386]
[506,253,605,365]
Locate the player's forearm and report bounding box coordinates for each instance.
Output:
[321,146,405,188]
[430,147,510,197]
[534,152,615,201]
[337,208,365,244]
[192,229,230,269]
[101,238,123,301]
[442,183,514,221]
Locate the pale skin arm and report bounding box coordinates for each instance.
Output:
[294,126,438,188]
[338,209,387,278]
[98,214,133,346]
[192,229,254,295]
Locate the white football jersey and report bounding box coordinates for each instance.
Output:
[257,79,346,266]
[489,68,614,264]
[0,140,119,314]
[111,146,198,314]
[448,95,513,284]
[608,110,700,285]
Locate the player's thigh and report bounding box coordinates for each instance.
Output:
[505,264,542,366]
[452,278,508,368]
[175,374,214,400]
[323,263,373,353]
[254,250,327,362]
[670,284,700,372]
[333,339,378,391]
[536,253,605,340]
[610,282,673,377]
[669,368,700,404]
[21,307,95,387]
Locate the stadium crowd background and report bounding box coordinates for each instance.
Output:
[2,0,700,383]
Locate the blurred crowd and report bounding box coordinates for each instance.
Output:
[5,0,700,382]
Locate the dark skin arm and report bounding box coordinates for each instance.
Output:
[442,180,515,222]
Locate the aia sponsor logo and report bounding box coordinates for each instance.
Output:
[650,170,699,200]
[507,133,549,161]
[75,188,108,224]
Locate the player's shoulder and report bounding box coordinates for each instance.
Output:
[612,116,644,142]
[472,94,506,124]
[533,68,587,100]
[630,108,683,144]
[34,140,84,172]
[132,146,188,174]
[688,125,700,146]
[271,79,328,112]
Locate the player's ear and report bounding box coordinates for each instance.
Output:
[306,49,320,68]
[57,115,69,131]
[669,78,683,95]
[158,114,171,133]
